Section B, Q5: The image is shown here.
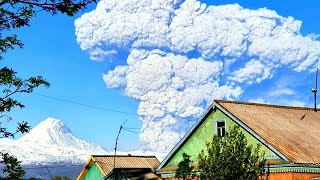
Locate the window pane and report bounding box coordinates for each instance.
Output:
[216,121,226,137]
[222,127,225,137]
[217,128,221,136]
[217,121,225,127]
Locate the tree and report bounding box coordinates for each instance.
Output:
[198,126,269,180]
[0,67,49,179]
[0,152,25,179]
[175,153,195,180]
[0,0,95,178]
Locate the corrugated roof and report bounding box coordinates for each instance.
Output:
[215,100,320,164]
[92,155,160,176]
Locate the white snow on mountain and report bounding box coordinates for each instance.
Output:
[18,117,104,152]
[0,118,165,165]
[0,118,106,164]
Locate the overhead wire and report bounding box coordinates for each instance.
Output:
[122,128,139,134]
[45,165,53,179]
[121,127,140,129]
[9,86,144,179]
[23,164,84,169]
[300,91,314,120]
[306,93,313,108]
[32,92,138,116]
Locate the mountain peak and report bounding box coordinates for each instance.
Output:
[17,117,104,153]
[0,117,106,165]
[36,117,71,134]
[18,117,71,145]
[42,117,62,124]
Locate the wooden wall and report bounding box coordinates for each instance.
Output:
[269,172,320,180]
[161,173,320,180]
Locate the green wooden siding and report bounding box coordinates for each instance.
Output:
[164,108,280,168]
[84,163,104,180]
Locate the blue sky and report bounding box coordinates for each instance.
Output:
[3,11,141,150]
[3,0,320,152]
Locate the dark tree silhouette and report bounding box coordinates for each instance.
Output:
[198,126,269,180]
[175,153,195,180]
[0,0,95,178]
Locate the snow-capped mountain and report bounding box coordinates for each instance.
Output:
[0,117,106,164]
[0,118,166,165]
[18,118,104,152]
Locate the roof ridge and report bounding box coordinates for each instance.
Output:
[142,157,153,170]
[214,99,320,111]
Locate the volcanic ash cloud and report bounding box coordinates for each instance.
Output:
[75,0,320,152]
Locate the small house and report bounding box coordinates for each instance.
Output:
[77,155,161,180]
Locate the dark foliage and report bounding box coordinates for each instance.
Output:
[198,126,269,180]
[0,0,96,58]
[0,0,95,178]
[175,153,195,180]
[0,152,25,180]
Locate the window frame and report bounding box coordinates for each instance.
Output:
[214,119,226,137]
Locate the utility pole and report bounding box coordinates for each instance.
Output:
[113,120,127,180]
[312,68,318,112]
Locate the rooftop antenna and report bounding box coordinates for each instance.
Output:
[312,67,318,112]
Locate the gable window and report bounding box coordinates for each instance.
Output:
[216,120,226,137]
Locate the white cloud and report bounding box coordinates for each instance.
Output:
[74,0,177,61]
[278,99,305,107]
[248,98,266,104]
[116,50,240,151]
[103,66,128,88]
[229,60,272,84]
[75,0,320,152]
[247,97,305,108]
[268,88,295,97]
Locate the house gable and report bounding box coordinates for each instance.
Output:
[83,163,105,180]
[158,104,284,173]
[78,155,160,180]
[77,156,106,180]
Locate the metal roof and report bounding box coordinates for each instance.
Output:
[216,100,320,164]
[92,155,160,176]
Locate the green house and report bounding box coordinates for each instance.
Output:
[157,100,320,180]
[77,155,161,180]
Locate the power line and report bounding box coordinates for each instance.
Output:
[122,128,139,134]
[23,164,84,169]
[306,94,313,108]
[122,127,140,129]
[300,93,314,120]
[32,93,138,116]
[45,165,53,179]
